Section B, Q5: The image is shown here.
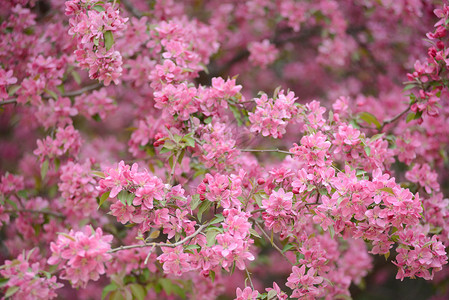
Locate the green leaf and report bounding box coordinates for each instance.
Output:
[204,117,212,124]
[92,113,102,122]
[364,146,371,156]
[92,5,105,12]
[98,191,110,209]
[0,277,9,288]
[92,171,105,178]
[159,279,186,299]
[414,110,423,120]
[370,133,385,142]
[129,284,146,300]
[229,105,242,126]
[5,286,19,298]
[206,229,219,246]
[184,244,200,251]
[117,190,135,206]
[183,136,195,148]
[282,243,295,253]
[253,194,263,207]
[384,251,390,260]
[197,200,211,222]
[209,270,215,283]
[17,190,27,199]
[403,84,415,91]
[210,214,224,225]
[71,70,81,85]
[379,187,395,195]
[267,289,278,300]
[159,147,171,154]
[7,85,21,96]
[328,225,335,239]
[359,112,381,129]
[177,149,185,164]
[104,30,114,51]
[102,283,118,300]
[5,198,18,210]
[406,112,416,123]
[41,159,49,180]
[249,228,261,239]
[273,86,282,99]
[44,88,58,100]
[190,194,201,210]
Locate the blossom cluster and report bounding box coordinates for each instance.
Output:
[0,251,62,300]
[47,226,112,288]
[1,0,449,299]
[65,1,128,85]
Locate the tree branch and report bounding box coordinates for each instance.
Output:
[379,103,412,130]
[108,222,209,253]
[0,83,103,106]
[240,148,294,155]
[0,99,18,107]
[253,221,292,264]
[61,82,103,97]
[4,209,64,218]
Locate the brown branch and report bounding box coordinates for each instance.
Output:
[239,148,295,155]
[0,83,103,106]
[108,222,209,253]
[379,103,412,130]
[0,99,18,107]
[61,82,103,97]
[253,221,292,264]
[4,209,64,218]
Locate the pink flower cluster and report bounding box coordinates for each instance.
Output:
[35,97,78,129]
[98,161,165,223]
[0,68,17,100]
[66,1,128,85]
[33,125,82,162]
[58,160,99,217]
[197,173,242,209]
[0,251,62,300]
[286,265,324,298]
[74,88,116,120]
[48,226,113,287]
[158,209,255,277]
[405,163,440,194]
[394,228,447,280]
[249,90,299,138]
[248,39,279,68]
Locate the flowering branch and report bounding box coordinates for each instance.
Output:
[108,222,210,253]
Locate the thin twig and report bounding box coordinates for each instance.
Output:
[245,268,255,290]
[4,209,64,218]
[379,103,412,130]
[240,148,295,155]
[108,222,209,253]
[1,83,103,107]
[168,150,182,186]
[253,221,292,264]
[61,82,103,97]
[0,99,18,106]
